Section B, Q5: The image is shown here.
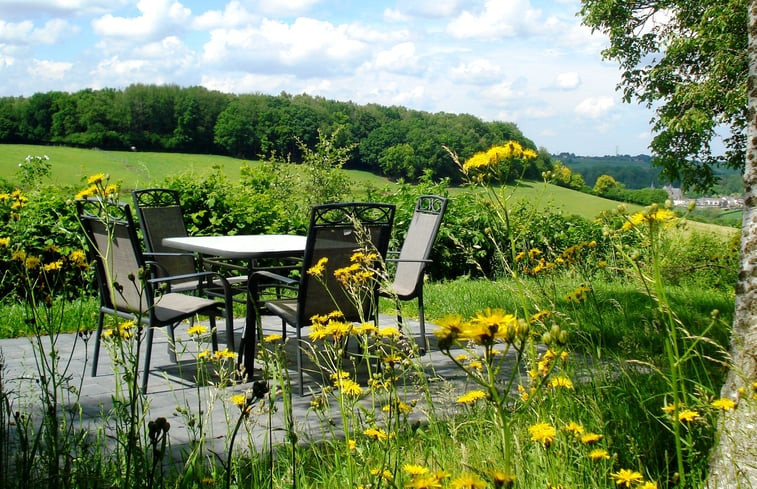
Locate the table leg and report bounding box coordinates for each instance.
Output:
[239,264,257,381]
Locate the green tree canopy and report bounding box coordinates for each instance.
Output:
[580,0,748,191]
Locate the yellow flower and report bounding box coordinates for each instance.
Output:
[638,482,658,489]
[468,360,483,371]
[610,469,644,487]
[454,354,469,362]
[562,421,585,436]
[588,448,611,461]
[11,250,25,261]
[548,375,574,389]
[307,257,328,277]
[403,464,429,476]
[87,173,107,185]
[492,471,516,487]
[263,333,283,343]
[25,256,41,269]
[0,237,9,247]
[353,322,378,335]
[347,439,356,451]
[711,398,736,411]
[449,473,486,489]
[675,409,699,423]
[462,308,517,345]
[378,326,401,338]
[231,394,247,408]
[382,354,402,365]
[405,476,443,489]
[214,348,236,361]
[434,314,466,348]
[363,427,388,442]
[580,432,603,444]
[43,260,63,272]
[370,468,393,480]
[456,390,487,405]
[198,349,211,360]
[187,325,208,336]
[69,249,87,265]
[335,378,363,396]
[528,422,557,446]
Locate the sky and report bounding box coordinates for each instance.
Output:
[0,0,657,156]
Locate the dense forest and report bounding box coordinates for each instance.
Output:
[0,84,554,184]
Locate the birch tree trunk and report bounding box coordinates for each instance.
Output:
[706,2,757,486]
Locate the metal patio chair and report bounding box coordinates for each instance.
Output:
[248,202,395,395]
[381,195,447,353]
[77,200,223,392]
[132,188,245,350]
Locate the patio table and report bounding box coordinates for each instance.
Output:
[162,234,306,377]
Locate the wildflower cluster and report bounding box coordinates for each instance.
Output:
[434,308,524,352]
[460,140,538,183]
[333,251,379,286]
[74,173,119,201]
[620,206,677,233]
[0,189,29,220]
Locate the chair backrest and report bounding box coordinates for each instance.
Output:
[297,202,395,326]
[391,195,447,299]
[132,188,196,276]
[77,200,150,315]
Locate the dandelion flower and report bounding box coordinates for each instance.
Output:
[548,375,574,389]
[87,173,107,185]
[198,349,211,360]
[589,448,611,461]
[187,325,208,336]
[580,432,603,444]
[638,481,658,489]
[562,421,585,436]
[449,473,486,489]
[214,348,236,361]
[363,427,388,442]
[378,326,401,338]
[528,422,557,446]
[456,390,487,405]
[347,439,356,451]
[263,333,283,343]
[405,476,443,489]
[43,260,63,272]
[675,409,700,423]
[610,469,644,487]
[403,464,429,476]
[25,256,41,269]
[231,394,247,408]
[711,398,736,411]
[307,257,328,277]
[0,237,9,247]
[335,378,363,396]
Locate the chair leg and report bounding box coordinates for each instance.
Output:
[224,295,235,352]
[167,322,177,363]
[297,327,304,397]
[210,314,219,352]
[142,327,155,392]
[91,310,105,377]
[418,289,427,355]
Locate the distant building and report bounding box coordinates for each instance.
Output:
[664,185,743,209]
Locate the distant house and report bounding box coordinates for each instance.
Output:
[664,185,743,209]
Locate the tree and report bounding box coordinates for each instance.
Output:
[593,174,620,195]
[580,1,756,486]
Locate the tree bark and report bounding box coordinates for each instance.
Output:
[706,2,757,487]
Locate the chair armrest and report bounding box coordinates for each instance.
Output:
[250,270,298,287]
[386,258,433,264]
[144,251,195,259]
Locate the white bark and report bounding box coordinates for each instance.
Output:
[706,2,757,487]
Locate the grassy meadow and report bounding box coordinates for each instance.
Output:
[0,143,743,488]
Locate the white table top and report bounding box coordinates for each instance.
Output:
[162,234,306,259]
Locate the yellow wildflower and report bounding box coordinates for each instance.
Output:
[548,375,574,389]
[214,348,236,361]
[11,250,25,261]
[610,469,644,487]
[562,421,585,436]
[450,474,486,489]
[528,422,557,446]
[87,173,107,185]
[456,390,487,405]
[307,257,328,277]
[378,326,401,338]
[347,439,356,451]
[363,427,388,442]
[675,409,700,423]
[0,237,9,247]
[198,349,211,360]
[187,325,208,336]
[405,476,443,489]
[25,256,41,269]
[581,432,603,444]
[589,448,611,461]
[711,398,736,411]
[43,260,63,272]
[403,464,429,476]
[263,333,283,343]
[638,482,658,489]
[335,378,363,396]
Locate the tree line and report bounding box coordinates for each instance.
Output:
[0,84,552,184]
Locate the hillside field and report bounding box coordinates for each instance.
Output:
[0,144,734,236]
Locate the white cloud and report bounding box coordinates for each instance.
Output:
[133,36,192,61]
[383,8,410,22]
[201,17,369,74]
[447,0,542,39]
[555,71,580,89]
[0,0,128,19]
[254,0,322,16]
[481,80,516,105]
[365,42,419,73]
[92,0,191,41]
[28,59,73,79]
[0,19,72,44]
[200,72,296,94]
[192,1,260,30]
[450,59,503,84]
[575,96,615,118]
